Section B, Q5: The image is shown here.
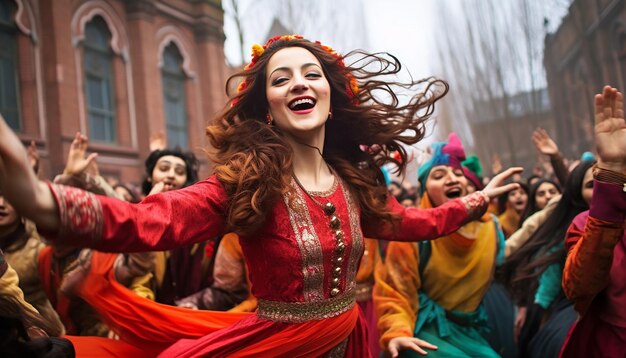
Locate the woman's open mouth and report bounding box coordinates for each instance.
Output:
[445,188,462,199]
[288,96,316,114]
[514,200,526,209]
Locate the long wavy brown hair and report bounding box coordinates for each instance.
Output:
[499,160,595,306]
[206,37,449,237]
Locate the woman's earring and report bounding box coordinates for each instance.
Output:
[328,110,333,120]
[266,113,273,125]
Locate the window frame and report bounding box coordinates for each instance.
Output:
[83,16,117,144]
[161,44,189,149]
[0,1,22,131]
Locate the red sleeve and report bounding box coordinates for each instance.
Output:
[364,191,489,242]
[562,181,626,315]
[48,175,228,252]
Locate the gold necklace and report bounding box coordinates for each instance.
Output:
[292,171,346,297]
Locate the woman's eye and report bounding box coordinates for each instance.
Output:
[272,77,288,85]
[305,72,322,78]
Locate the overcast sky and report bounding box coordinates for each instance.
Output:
[223,0,435,77]
[223,0,438,147]
[221,0,571,177]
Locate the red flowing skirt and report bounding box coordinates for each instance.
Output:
[66,252,370,357]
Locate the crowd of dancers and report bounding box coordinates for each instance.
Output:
[0,35,624,357]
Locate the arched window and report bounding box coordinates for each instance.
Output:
[84,16,116,143]
[161,43,188,149]
[0,0,20,131]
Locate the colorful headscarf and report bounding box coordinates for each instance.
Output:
[462,155,484,190]
[417,132,467,194]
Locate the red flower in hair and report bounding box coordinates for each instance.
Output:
[231,35,359,107]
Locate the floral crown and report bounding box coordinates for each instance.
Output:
[233,35,359,105]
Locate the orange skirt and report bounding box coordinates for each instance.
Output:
[66,252,368,357]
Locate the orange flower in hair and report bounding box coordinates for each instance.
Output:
[232,35,359,106]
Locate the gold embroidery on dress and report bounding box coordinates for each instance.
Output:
[307,176,338,197]
[257,288,356,323]
[51,183,103,246]
[460,191,489,221]
[284,179,325,302]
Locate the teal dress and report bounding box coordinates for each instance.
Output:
[401,216,511,357]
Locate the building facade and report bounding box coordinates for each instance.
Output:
[0,0,227,185]
[468,88,556,176]
[544,0,626,159]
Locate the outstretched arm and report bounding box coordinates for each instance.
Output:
[0,114,227,252]
[368,167,522,241]
[0,114,59,232]
[562,85,626,315]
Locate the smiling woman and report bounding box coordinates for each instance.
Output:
[0,35,522,357]
[375,132,512,357]
[265,47,332,141]
[425,165,468,206]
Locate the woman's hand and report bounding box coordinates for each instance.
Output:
[388,336,438,357]
[63,132,98,176]
[147,181,175,197]
[531,128,559,157]
[594,86,626,174]
[176,301,199,310]
[482,167,524,200]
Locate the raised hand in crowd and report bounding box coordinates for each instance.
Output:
[53,131,122,198]
[531,128,568,184]
[594,86,626,173]
[531,128,559,157]
[63,132,98,176]
[559,86,626,358]
[85,157,100,178]
[491,153,503,175]
[149,130,166,152]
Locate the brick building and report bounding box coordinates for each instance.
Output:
[0,0,228,186]
[544,0,626,159]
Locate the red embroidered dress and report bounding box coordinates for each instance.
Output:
[48,175,488,357]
